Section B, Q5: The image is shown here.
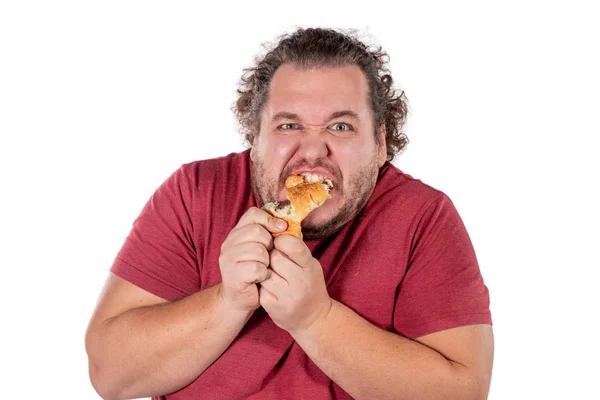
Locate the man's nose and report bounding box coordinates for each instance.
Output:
[296,128,330,163]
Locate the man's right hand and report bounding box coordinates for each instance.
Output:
[218,206,288,314]
[87,206,286,400]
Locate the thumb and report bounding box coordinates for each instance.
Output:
[259,208,288,233]
[268,216,288,233]
[235,207,288,233]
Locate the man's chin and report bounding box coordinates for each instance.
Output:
[301,207,332,228]
[301,207,352,240]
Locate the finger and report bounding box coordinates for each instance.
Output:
[260,266,288,292]
[259,284,278,304]
[268,249,298,283]
[234,207,288,234]
[273,235,315,268]
[231,242,270,266]
[223,222,274,251]
[237,261,270,284]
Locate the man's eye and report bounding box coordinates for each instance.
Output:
[329,123,353,131]
[279,123,300,130]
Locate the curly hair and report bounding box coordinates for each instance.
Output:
[233,27,409,162]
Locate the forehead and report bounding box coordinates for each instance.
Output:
[265,63,371,119]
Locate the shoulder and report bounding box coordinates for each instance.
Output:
[150,149,252,212]
[369,162,447,214]
[166,150,252,197]
[179,150,251,183]
[345,163,453,252]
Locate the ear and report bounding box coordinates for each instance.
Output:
[377,124,387,167]
[250,145,256,162]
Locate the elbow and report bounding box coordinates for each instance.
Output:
[86,347,127,400]
[473,381,491,400]
[85,328,124,400]
[462,372,491,400]
[447,363,490,400]
[88,361,123,400]
[470,387,489,400]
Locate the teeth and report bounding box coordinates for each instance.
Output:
[300,172,327,183]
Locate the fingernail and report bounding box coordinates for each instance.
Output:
[276,220,287,230]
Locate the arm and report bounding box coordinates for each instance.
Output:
[86,207,289,399]
[260,235,494,400]
[291,300,494,400]
[85,274,251,400]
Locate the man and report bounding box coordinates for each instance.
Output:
[86,27,494,399]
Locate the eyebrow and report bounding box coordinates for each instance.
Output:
[329,110,359,120]
[271,110,360,123]
[271,111,300,122]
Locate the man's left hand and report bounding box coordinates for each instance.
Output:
[259,235,332,335]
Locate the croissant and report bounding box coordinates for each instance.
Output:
[262,173,333,239]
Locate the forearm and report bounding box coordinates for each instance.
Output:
[291,300,480,400]
[86,283,251,399]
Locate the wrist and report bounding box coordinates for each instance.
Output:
[215,283,255,323]
[290,297,335,341]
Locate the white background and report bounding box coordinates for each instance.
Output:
[1,1,598,398]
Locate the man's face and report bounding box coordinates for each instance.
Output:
[251,63,387,239]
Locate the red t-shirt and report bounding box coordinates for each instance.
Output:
[111,149,492,399]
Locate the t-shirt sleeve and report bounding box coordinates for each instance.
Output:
[393,194,492,339]
[110,164,200,301]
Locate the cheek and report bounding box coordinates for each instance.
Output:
[272,139,296,160]
[256,135,297,173]
[334,139,377,180]
[332,138,367,167]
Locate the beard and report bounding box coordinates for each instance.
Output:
[251,152,380,240]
